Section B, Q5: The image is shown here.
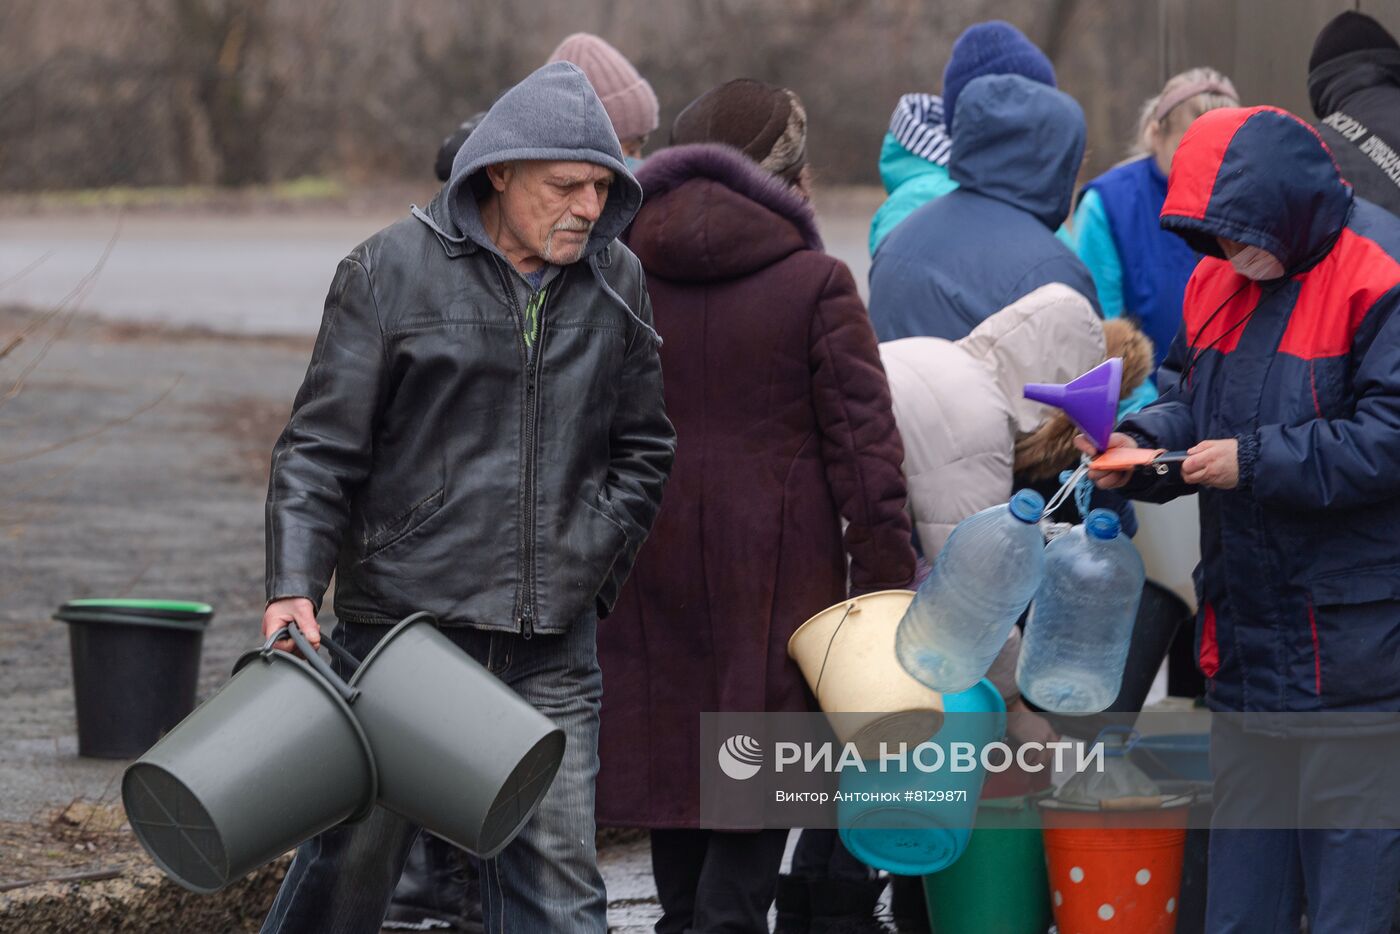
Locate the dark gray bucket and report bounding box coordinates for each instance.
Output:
[121,624,378,893]
[348,613,566,857]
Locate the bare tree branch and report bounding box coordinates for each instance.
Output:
[0,250,54,295]
[0,374,183,466]
[0,868,122,893]
[0,222,122,398]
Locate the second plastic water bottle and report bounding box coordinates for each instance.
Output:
[895,489,1046,693]
[1017,508,1144,714]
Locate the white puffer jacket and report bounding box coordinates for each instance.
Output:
[880,283,1155,706]
[879,283,1108,557]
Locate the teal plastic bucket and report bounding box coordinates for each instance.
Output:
[838,678,1007,875]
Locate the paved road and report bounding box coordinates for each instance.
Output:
[0,193,879,335]
[1,213,403,334]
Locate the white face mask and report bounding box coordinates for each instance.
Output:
[1229,245,1285,281]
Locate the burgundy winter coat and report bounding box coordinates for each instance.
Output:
[596,144,917,828]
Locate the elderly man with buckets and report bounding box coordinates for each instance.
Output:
[257,61,675,933]
[1085,104,1400,933]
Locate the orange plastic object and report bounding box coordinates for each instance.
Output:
[1089,448,1167,472]
[1040,803,1190,933]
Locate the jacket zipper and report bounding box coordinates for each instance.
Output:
[490,256,559,640]
[521,305,549,640]
[520,281,559,639]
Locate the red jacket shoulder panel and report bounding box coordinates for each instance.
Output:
[1280,227,1400,359]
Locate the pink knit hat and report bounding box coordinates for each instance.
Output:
[547,33,659,142]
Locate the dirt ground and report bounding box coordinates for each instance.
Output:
[0,306,305,929]
[0,305,309,815]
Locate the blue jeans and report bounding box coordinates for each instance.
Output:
[260,617,606,933]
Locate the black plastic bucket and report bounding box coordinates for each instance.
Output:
[1112,582,1190,711]
[54,599,213,759]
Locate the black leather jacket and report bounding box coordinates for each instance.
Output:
[265,192,675,635]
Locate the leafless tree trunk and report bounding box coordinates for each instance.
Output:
[162,0,283,185]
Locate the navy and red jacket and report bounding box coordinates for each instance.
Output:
[1121,105,1400,713]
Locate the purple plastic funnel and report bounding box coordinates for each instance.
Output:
[1023,358,1123,451]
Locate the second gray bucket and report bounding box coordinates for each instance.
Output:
[349,613,566,857]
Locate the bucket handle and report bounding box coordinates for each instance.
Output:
[978,787,1054,811]
[263,621,362,705]
[813,602,857,695]
[319,630,364,670]
[305,610,436,672]
[1160,790,1196,809]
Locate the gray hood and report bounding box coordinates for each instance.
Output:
[949,74,1086,230]
[417,61,643,260]
[410,62,658,342]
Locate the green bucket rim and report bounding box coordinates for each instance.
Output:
[54,609,210,633]
[64,598,214,615]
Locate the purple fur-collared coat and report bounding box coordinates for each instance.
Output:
[596,144,916,828]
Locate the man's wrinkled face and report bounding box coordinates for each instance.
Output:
[487,160,613,265]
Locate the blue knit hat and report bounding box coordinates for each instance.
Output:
[942,21,1056,131]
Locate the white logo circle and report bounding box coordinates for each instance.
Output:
[717,734,764,780]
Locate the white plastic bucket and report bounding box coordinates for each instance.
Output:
[788,590,944,757]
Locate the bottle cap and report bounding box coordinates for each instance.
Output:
[1085,508,1121,540]
[1008,489,1046,524]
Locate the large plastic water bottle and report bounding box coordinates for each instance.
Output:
[895,490,1046,693]
[1017,508,1145,714]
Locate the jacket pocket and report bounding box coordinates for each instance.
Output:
[1307,565,1400,604]
[361,486,446,560]
[579,494,628,589]
[538,493,628,625]
[1305,566,1400,707]
[1306,356,1352,421]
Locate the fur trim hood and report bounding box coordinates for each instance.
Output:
[626,143,822,282]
